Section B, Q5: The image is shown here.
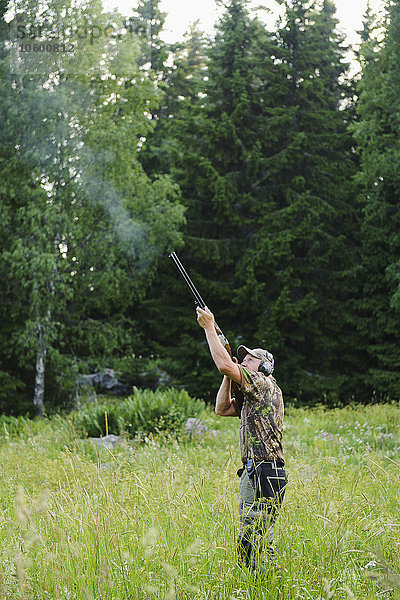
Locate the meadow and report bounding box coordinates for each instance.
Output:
[0,402,399,600]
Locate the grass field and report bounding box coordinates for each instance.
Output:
[0,402,399,599]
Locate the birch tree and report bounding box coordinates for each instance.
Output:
[0,0,184,413]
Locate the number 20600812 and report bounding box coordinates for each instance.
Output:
[19,42,75,53]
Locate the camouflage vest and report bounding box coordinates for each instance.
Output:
[234,366,285,465]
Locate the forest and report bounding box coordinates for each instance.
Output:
[1,0,399,416]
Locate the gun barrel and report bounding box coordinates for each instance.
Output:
[169,251,232,358]
[169,252,206,309]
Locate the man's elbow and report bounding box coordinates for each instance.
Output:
[215,405,225,416]
[215,404,237,417]
[218,362,233,377]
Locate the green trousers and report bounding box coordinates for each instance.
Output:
[237,466,286,569]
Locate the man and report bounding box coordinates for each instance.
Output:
[196,305,287,571]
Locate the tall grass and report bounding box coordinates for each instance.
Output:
[0,402,399,599]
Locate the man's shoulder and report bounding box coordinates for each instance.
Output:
[241,366,265,382]
[240,366,274,394]
[269,375,282,391]
[269,376,284,410]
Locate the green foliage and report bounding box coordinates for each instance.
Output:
[126,0,169,72]
[0,404,399,598]
[0,0,185,414]
[351,0,400,400]
[72,387,205,438]
[1,0,400,413]
[139,0,360,405]
[0,414,31,438]
[139,21,209,176]
[235,0,358,404]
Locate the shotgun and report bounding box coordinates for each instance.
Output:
[169,251,244,414]
[169,251,232,357]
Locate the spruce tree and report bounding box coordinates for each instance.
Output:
[228,0,358,404]
[126,0,168,72]
[139,22,209,176]
[139,0,286,399]
[136,0,358,404]
[352,0,400,400]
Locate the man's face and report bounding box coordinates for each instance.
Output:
[241,353,261,371]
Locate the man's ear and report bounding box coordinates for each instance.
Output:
[258,360,272,376]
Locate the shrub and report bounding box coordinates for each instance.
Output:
[71,402,120,438]
[0,415,31,439]
[72,387,205,439]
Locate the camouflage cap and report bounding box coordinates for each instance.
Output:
[237,345,274,372]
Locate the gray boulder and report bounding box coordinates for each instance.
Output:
[89,434,121,450]
[76,368,130,397]
[185,418,219,438]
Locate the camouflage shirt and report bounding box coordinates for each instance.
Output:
[235,366,285,466]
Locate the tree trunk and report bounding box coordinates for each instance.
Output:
[33,322,46,417]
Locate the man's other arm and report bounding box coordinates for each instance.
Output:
[215,375,239,417]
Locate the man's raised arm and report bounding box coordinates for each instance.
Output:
[196,306,242,384]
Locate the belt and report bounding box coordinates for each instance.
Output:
[237,459,285,479]
[244,459,285,469]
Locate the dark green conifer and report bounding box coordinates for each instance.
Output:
[231,0,358,403]
[353,0,400,400]
[139,0,360,403]
[140,0,287,398]
[126,0,168,72]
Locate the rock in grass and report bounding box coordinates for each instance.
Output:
[77,369,130,396]
[185,418,219,438]
[315,431,337,442]
[89,434,121,449]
